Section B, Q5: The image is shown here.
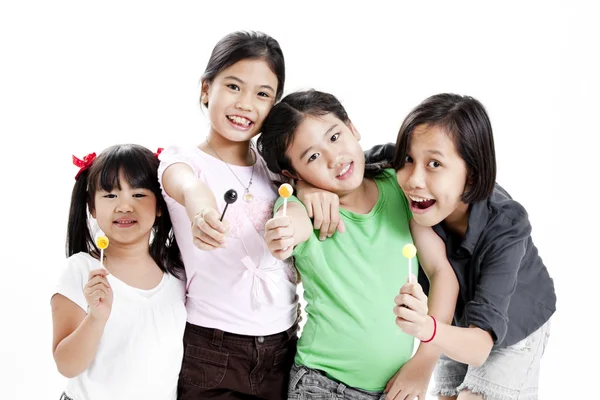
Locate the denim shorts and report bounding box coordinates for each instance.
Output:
[288,363,386,400]
[430,320,551,400]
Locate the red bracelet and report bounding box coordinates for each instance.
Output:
[421,315,437,343]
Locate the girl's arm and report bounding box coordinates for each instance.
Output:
[363,142,395,165]
[397,220,527,366]
[409,219,459,354]
[162,163,217,221]
[52,269,112,378]
[385,220,459,398]
[162,163,227,250]
[265,201,313,260]
[295,180,345,240]
[51,296,105,377]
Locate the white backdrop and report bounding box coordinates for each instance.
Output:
[1,1,598,397]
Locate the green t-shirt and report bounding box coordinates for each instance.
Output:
[275,169,415,391]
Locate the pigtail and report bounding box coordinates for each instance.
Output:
[150,206,185,280]
[66,169,94,257]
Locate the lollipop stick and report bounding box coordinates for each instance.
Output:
[220,204,229,221]
[408,258,412,283]
[100,249,104,268]
[282,198,288,217]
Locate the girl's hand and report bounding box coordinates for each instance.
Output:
[84,269,113,323]
[191,207,229,250]
[295,180,345,240]
[264,216,295,260]
[384,356,434,400]
[393,280,434,341]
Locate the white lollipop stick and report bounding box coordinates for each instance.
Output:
[402,244,417,283]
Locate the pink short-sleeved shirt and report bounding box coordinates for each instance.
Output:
[158,145,298,336]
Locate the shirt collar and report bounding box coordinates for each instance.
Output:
[432,199,489,256]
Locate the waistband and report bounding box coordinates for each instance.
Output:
[185,322,298,346]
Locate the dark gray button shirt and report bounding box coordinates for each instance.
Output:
[365,143,557,348]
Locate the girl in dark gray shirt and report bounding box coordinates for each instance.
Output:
[385,93,556,400]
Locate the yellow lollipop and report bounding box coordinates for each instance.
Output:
[278,183,294,216]
[402,243,417,283]
[96,235,109,268]
[97,236,109,250]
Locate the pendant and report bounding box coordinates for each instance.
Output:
[244,191,253,202]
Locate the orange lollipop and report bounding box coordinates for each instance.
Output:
[278,183,293,216]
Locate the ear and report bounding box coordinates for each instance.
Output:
[200,81,210,106]
[282,170,300,181]
[348,121,361,141]
[90,207,96,219]
[156,207,163,217]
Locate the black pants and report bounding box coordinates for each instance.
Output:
[177,322,298,400]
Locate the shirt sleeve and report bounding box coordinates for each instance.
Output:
[53,255,93,312]
[157,146,202,194]
[464,214,531,344]
[363,142,395,164]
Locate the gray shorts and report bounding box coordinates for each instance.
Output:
[288,363,386,400]
[431,321,551,400]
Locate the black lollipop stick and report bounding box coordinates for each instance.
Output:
[220,189,238,221]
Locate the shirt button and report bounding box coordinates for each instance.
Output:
[257,336,265,344]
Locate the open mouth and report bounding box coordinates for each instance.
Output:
[227,115,254,129]
[408,195,436,211]
[114,219,136,227]
[336,162,354,179]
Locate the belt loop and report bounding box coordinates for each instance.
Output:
[287,323,299,339]
[336,382,346,396]
[211,329,224,347]
[290,366,308,390]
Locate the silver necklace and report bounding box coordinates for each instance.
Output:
[206,139,255,202]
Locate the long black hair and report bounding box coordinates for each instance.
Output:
[201,30,285,106]
[66,144,184,278]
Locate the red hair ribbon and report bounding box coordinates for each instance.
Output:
[154,147,164,158]
[73,152,96,180]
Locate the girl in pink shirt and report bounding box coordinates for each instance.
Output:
[158,31,298,400]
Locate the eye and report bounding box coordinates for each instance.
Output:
[428,160,441,168]
[103,193,117,199]
[133,193,147,198]
[330,133,339,142]
[227,84,240,91]
[308,153,319,162]
[404,155,413,163]
[258,91,270,98]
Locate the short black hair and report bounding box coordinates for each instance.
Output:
[393,93,496,203]
[257,89,350,176]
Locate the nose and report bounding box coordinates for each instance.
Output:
[235,92,254,112]
[116,197,134,213]
[324,148,340,169]
[406,165,426,189]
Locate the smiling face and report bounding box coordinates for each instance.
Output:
[284,113,365,196]
[396,124,470,231]
[91,170,159,247]
[202,58,278,143]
